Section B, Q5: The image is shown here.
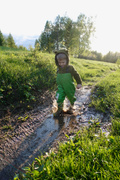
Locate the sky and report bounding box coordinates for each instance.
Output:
[0,0,120,54]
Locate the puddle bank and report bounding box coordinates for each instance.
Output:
[0,86,111,180]
[51,86,111,151]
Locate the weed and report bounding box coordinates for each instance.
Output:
[18,116,29,122]
[2,125,13,130]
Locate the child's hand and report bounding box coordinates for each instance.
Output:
[76,84,82,89]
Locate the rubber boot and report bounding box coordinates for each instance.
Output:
[66,105,74,114]
[53,104,63,117]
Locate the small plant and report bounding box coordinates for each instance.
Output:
[18,116,29,122]
[2,125,13,130]
[88,119,101,135]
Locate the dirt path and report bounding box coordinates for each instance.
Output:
[0,86,111,180]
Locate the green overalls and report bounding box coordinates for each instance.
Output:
[56,72,76,108]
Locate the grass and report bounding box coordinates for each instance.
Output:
[91,69,120,114]
[0,48,117,112]
[0,48,56,108]
[14,127,120,180]
[70,57,117,85]
[90,69,120,135]
[1,47,120,179]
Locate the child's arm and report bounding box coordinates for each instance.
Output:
[70,65,82,86]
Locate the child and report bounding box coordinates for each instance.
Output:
[54,49,82,117]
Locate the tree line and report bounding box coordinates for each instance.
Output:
[0,31,26,50]
[0,31,16,48]
[35,14,120,63]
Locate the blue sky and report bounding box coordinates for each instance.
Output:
[0,0,120,54]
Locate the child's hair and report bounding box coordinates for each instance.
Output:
[56,53,67,60]
[54,49,69,66]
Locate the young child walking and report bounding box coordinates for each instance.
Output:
[54,49,82,117]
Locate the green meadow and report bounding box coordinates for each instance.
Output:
[0,47,120,179]
[14,129,120,180]
[0,47,117,109]
[0,47,56,109]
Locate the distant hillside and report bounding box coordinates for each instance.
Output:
[14,35,39,49]
[4,34,39,49]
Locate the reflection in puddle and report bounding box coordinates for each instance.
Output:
[1,86,111,179]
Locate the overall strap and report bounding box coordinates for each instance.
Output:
[57,66,70,74]
[66,66,70,73]
[57,68,59,73]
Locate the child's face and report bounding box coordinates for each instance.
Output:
[58,59,67,68]
[57,53,67,68]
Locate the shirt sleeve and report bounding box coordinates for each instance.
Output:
[70,65,82,84]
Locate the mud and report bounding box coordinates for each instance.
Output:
[0,86,111,180]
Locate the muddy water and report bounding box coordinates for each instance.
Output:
[0,86,111,180]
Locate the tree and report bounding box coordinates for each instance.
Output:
[64,17,73,50]
[103,51,119,63]
[18,45,27,50]
[34,39,39,48]
[91,51,102,61]
[34,40,40,51]
[39,21,53,52]
[52,15,65,50]
[0,30,4,46]
[6,33,16,48]
[37,14,95,55]
[77,14,95,56]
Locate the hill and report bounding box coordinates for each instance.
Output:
[14,35,39,49]
[3,34,39,49]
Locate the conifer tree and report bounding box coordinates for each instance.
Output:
[0,30,4,46]
[7,33,16,48]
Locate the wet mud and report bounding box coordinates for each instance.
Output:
[0,86,111,180]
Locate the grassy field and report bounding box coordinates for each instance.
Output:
[0,47,117,109]
[14,129,120,179]
[70,57,117,85]
[90,68,120,136]
[0,47,120,179]
[0,47,56,109]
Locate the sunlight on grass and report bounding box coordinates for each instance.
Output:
[70,57,117,85]
[91,69,120,135]
[14,128,120,179]
[0,48,117,107]
[1,48,120,180]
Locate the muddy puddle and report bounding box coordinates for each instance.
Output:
[0,86,111,180]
